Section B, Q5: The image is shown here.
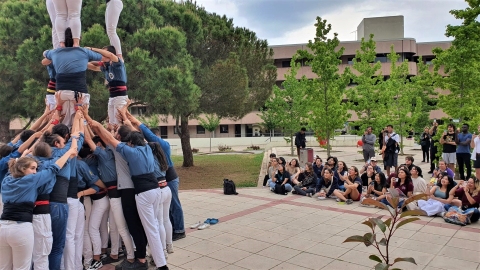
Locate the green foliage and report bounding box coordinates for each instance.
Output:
[198,114,221,152]
[261,60,308,155]
[433,2,480,125]
[343,193,428,269]
[295,17,351,156]
[347,34,385,134]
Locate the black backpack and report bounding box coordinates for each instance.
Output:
[223,179,238,195]
[274,183,287,195]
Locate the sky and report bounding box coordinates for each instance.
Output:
[193,0,468,45]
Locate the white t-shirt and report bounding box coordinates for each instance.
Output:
[412,177,427,194]
[384,133,401,154]
[472,137,480,161]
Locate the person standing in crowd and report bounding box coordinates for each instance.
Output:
[381,125,400,176]
[471,125,480,180]
[420,127,431,163]
[456,123,472,180]
[294,127,307,159]
[429,121,439,173]
[362,126,376,162]
[440,123,457,173]
[379,127,385,151]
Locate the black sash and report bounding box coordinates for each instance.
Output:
[33,194,50,215]
[50,175,69,203]
[1,202,35,222]
[67,177,79,199]
[165,166,178,182]
[131,173,158,194]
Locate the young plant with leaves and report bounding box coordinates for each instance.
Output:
[295,17,351,156]
[344,194,427,270]
[198,114,221,152]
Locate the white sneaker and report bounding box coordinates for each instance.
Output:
[190,221,202,229]
[166,243,174,254]
[164,249,168,260]
[87,260,103,270]
[198,223,210,230]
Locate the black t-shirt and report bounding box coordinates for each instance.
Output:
[442,132,457,153]
[275,171,291,185]
[373,181,386,193]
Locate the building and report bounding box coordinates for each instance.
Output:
[10,15,451,138]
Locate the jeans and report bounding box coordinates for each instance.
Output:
[456,153,472,180]
[444,204,480,223]
[293,185,315,196]
[167,178,185,233]
[268,181,293,192]
[380,198,405,208]
[422,145,430,162]
[49,202,69,270]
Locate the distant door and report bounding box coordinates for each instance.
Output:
[235,124,241,137]
[246,125,253,137]
[160,126,168,139]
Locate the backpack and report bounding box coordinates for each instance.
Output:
[223,179,238,195]
[274,183,287,195]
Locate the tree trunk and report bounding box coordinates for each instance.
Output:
[209,132,212,153]
[400,134,404,155]
[0,118,11,143]
[179,116,194,167]
[326,131,331,157]
[290,134,294,156]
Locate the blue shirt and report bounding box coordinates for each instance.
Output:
[139,124,173,167]
[51,133,85,180]
[93,147,117,183]
[1,164,60,203]
[35,156,58,195]
[153,158,166,179]
[7,140,23,151]
[0,151,21,187]
[457,133,472,154]
[101,60,127,84]
[116,143,155,176]
[76,159,100,192]
[47,63,56,79]
[84,155,100,176]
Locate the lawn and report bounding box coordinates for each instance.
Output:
[171,153,264,190]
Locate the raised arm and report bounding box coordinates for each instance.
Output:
[87,62,101,72]
[89,120,121,148]
[85,47,119,62]
[17,131,43,154]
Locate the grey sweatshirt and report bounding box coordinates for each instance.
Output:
[362,133,376,151]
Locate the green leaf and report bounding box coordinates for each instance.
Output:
[395,217,420,229]
[343,235,366,243]
[403,193,428,206]
[362,198,388,210]
[369,254,383,263]
[363,232,374,247]
[400,209,427,218]
[379,238,387,246]
[384,218,392,228]
[375,262,389,270]
[362,220,374,230]
[370,218,387,233]
[393,257,417,265]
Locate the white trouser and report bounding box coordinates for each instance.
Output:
[61,197,85,270]
[109,207,120,256]
[100,205,109,250]
[46,94,57,111]
[52,0,82,41]
[83,196,93,267]
[110,197,135,259]
[105,0,123,55]
[0,220,34,270]
[46,0,60,48]
[58,90,90,128]
[136,188,166,267]
[108,95,128,125]
[89,196,109,255]
[158,187,173,249]
[32,214,53,270]
[0,194,3,217]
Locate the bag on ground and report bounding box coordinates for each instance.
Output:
[223,179,238,195]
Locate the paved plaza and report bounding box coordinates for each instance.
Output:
[106,145,480,270]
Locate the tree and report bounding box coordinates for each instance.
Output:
[433,2,480,125]
[261,60,309,155]
[296,17,351,157]
[410,57,437,134]
[347,34,386,134]
[198,114,221,152]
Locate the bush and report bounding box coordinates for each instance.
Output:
[218,144,232,152]
[191,148,199,153]
[247,144,261,150]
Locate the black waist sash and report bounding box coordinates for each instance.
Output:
[105,181,120,198]
[67,177,79,199]
[165,166,178,182]
[50,175,69,203]
[131,173,158,194]
[33,194,50,215]
[1,202,35,222]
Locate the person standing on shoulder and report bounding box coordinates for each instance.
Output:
[456,123,472,180]
[440,123,457,173]
[295,127,307,159]
[362,126,376,162]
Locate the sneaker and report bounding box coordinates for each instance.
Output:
[345,199,353,204]
[117,248,125,258]
[336,198,341,202]
[157,266,169,270]
[114,259,129,270]
[164,249,168,260]
[87,260,103,270]
[102,255,120,264]
[172,232,186,241]
[270,187,274,192]
[190,221,202,229]
[291,190,297,194]
[100,253,108,261]
[129,260,148,270]
[198,223,210,230]
[166,243,174,254]
[307,193,312,197]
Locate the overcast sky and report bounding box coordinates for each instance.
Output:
[194,0,467,45]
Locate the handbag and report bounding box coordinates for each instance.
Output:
[443,206,474,226]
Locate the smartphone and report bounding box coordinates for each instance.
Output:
[396,178,399,182]
[433,119,437,123]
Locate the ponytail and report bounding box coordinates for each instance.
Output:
[8,157,37,178]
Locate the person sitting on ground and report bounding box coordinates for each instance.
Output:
[322,156,338,177]
[315,168,339,199]
[433,160,454,183]
[401,156,415,171]
[268,163,293,193]
[362,172,388,205]
[418,175,456,216]
[444,177,480,223]
[293,162,317,196]
[312,157,323,179]
[278,156,286,165]
[382,167,414,208]
[359,157,382,174]
[264,158,279,187]
[332,166,362,204]
[287,158,301,185]
[360,164,376,187]
[334,161,348,191]
[411,165,427,195]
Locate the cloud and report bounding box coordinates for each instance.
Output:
[195,0,468,45]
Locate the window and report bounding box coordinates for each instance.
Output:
[347,57,354,65]
[196,125,205,134]
[374,56,387,63]
[173,126,178,134]
[220,125,229,133]
[130,106,147,116]
[160,126,168,139]
[281,60,291,67]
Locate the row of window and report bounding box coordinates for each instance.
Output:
[195,125,229,134]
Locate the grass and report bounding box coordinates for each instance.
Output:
[171,153,264,190]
